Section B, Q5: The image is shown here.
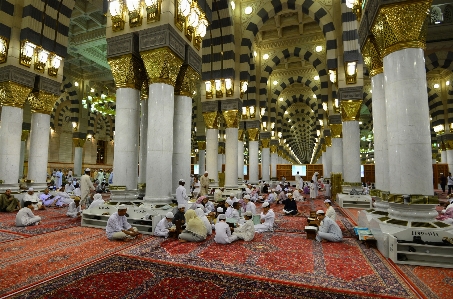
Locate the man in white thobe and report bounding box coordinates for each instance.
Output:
[200,171,210,196]
[315,210,342,242]
[293,189,304,201]
[81,168,95,209]
[55,185,73,207]
[16,201,41,226]
[90,193,105,210]
[154,212,175,238]
[24,188,44,210]
[324,199,337,222]
[312,172,319,198]
[214,214,235,244]
[243,195,256,215]
[96,169,105,183]
[255,202,275,233]
[106,205,141,241]
[67,198,81,218]
[40,188,57,207]
[55,170,63,189]
[214,188,224,202]
[231,211,255,242]
[295,172,301,189]
[176,179,189,206]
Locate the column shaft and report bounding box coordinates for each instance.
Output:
[112,88,140,190]
[225,128,238,187]
[19,140,26,180]
[384,48,433,194]
[206,129,219,183]
[172,95,192,193]
[217,154,222,172]
[323,147,332,177]
[249,141,259,183]
[262,147,270,182]
[139,100,148,184]
[145,83,174,203]
[332,138,343,173]
[342,121,361,183]
[28,113,51,184]
[271,153,278,178]
[447,150,453,173]
[74,147,83,177]
[238,141,244,181]
[0,107,24,184]
[198,150,205,173]
[441,151,447,163]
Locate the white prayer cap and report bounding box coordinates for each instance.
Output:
[243,195,251,200]
[196,204,204,209]
[233,198,239,203]
[217,207,223,212]
[226,199,233,206]
[219,214,226,220]
[324,199,332,203]
[271,189,275,192]
[117,205,128,210]
[262,202,270,208]
[449,198,453,204]
[252,185,256,188]
[287,193,292,196]
[258,196,263,199]
[93,194,103,201]
[243,211,252,217]
[28,187,34,191]
[85,168,91,172]
[204,171,208,174]
[179,179,185,183]
[178,204,186,209]
[166,212,174,218]
[230,193,235,197]
[316,210,325,215]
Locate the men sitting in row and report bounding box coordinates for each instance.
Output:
[0,189,20,212]
[16,201,42,226]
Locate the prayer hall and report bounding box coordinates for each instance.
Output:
[1,0,453,298]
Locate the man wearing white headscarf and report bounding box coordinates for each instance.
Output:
[154,212,175,238]
[295,171,301,189]
[176,179,189,206]
[200,171,210,196]
[90,193,105,210]
[195,207,212,235]
[254,202,275,233]
[311,172,319,198]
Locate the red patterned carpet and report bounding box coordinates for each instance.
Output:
[0,208,80,236]
[0,231,23,243]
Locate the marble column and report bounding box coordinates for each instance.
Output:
[73,138,85,177]
[217,146,224,173]
[198,143,206,174]
[323,146,332,178]
[238,132,244,181]
[342,115,361,183]
[372,73,389,191]
[331,130,343,174]
[447,149,453,173]
[19,131,29,180]
[112,88,140,190]
[223,110,239,188]
[0,106,26,184]
[28,113,51,185]
[270,145,278,179]
[384,48,433,194]
[261,139,271,182]
[248,128,260,184]
[441,150,447,164]
[205,129,219,183]
[172,95,192,193]
[138,99,148,184]
[144,83,175,203]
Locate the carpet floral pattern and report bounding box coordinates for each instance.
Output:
[0,226,148,297]
[119,233,418,298]
[12,255,403,299]
[0,231,23,243]
[0,208,80,236]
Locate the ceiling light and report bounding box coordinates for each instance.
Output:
[315,46,323,52]
[230,1,235,10]
[263,54,269,60]
[314,75,319,80]
[285,111,288,114]
[359,121,363,124]
[279,97,283,101]
[447,81,450,86]
[91,88,95,92]
[313,94,317,98]
[245,6,253,15]
[273,80,278,85]
[74,82,79,87]
[288,119,291,122]
[370,89,372,94]
[253,51,257,57]
[434,83,440,89]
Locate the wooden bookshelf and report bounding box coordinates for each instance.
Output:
[433,163,449,189]
[362,164,375,184]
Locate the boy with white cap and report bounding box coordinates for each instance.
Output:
[324,199,336,221]
[315,210,342,242]
[173,204,186,225]
[214,214,235,244]
[106,205,141,241]
[176,179,189,206]
[154,212,175,238]
[243,195,256,215]
[23,187,44,210]
[254,202,275,233]
[231,211,255,242]
[66,198,81,218]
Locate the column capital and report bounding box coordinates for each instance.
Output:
[141,47,184,86]
[341,100,363,122]
[222,110,239,128]
[21,130,30,141]
[0,81,31,109]
[73,138,86,148]
[330,124,343,138]
[325,136,332,147]
[203,111,219,129]
[175,65,200,96]
[28,91,59,115]
[108,54,145,90]
[218,145,225,154]
[197,141,206,150]
[261,139,270,148]
[247,128,260,141]
[363,37,383,77]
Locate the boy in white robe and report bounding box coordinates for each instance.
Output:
[293,189,304,201]
[214,214,235,244]
[231,211,255,242]
[243,195,256,215]
[16,201,41,226]
[225,199,234,218]
[67,198,81,218]
[154,212,175,238]
[324,199,336,222]
[315,210,343,242]
[255,202,275,233]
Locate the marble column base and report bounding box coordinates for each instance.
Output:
[0,183,21,193]
[110,189,140,202]
[374,198,390,212]
[27,182,49,192]
[388,203,438,223]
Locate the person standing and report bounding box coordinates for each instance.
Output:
[176,179,189,206]
[311,172,319,198]
[440,173,447,193]
[448,172,453,195]
[200,171,210,196]
[55,169,63,189]
[192,176,200,198]
[295,171,301,189]
[96,169,105,183]
[81,168,95,209]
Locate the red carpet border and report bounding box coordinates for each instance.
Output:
[11,255,408,299]
[118,233,418,298]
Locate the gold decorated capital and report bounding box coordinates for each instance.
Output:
[108,54,144,89]
[21,130,30,141]
[140,47,184,87]
[28,91,59,114]
[270,145,278,154]
[222,110,239,128]
[277,150,283,157]
[203,111,219,129]
[140,75,149,100]
[175,65,200,96]
[372,0,431,58]
[325,136,332,147]
[322,144,327,152]
[330,124,343,138]
[247,128,260,141]
[445,140,453,150]
[218,146,225,154]
[73,138,86,148]
[341,100,362,122]
[363,37,383,77]
[238,129,244,141]
[261,138,270,148]
[197,141,206,150]
[0,81,31,108]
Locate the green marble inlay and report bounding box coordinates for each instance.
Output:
[378,216,390,222]
[387,219,408,226]
[434,221,451,228]
[411,222,436,228]
[372,211,389,216]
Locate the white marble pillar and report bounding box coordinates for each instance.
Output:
[249,141,259,183]
[74,147,83,177]
[28,113,51,184]
[138,100,148,184]
[217,153,222,172]
[145,83,174,203]
[262,147,270,182]
[372,73,389,191]
[0,106,24,184]
[206,129,219,183]
[225,127,238,188]
[342,121,361,183]
[447,150,453,174]
[271,152,278,178]
[198,150,205,173]
[172,95,192,193]
[332,138,343,173]
[238,140,244,181]
[441,150,447,163]
[112,88,140,190]
[19,140,26,180]
[384,48,433,195]
[323,147,332,177]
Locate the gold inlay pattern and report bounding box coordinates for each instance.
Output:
[140,77,149,100]
[363,37,383,78]
[21,130,30,141]
[107,54,144,90]
[270,145,278,154]
[445,140,453,150]
[247,128,260,141]
[330,124,343,138]
[28,91,59,115]
[73,138,86,148]
[202,111,219,129]
[0,81,31,108]
[175,65,200,96]
[325,136,332,147]
[322,144,326,152]
[197,141,206,150]
[218,146,225,154]
[261,139,270,148]
[238,129,244,141]
[222,110,239,128]
[341,100,363,122]
[140,47,184,87]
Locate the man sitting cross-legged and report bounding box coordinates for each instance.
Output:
[106,205,141,241]
[0,189,20,212]
[16,201,42,226]
[255,202,275,233]
[231,211,255,242]
[315,210,343,243]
